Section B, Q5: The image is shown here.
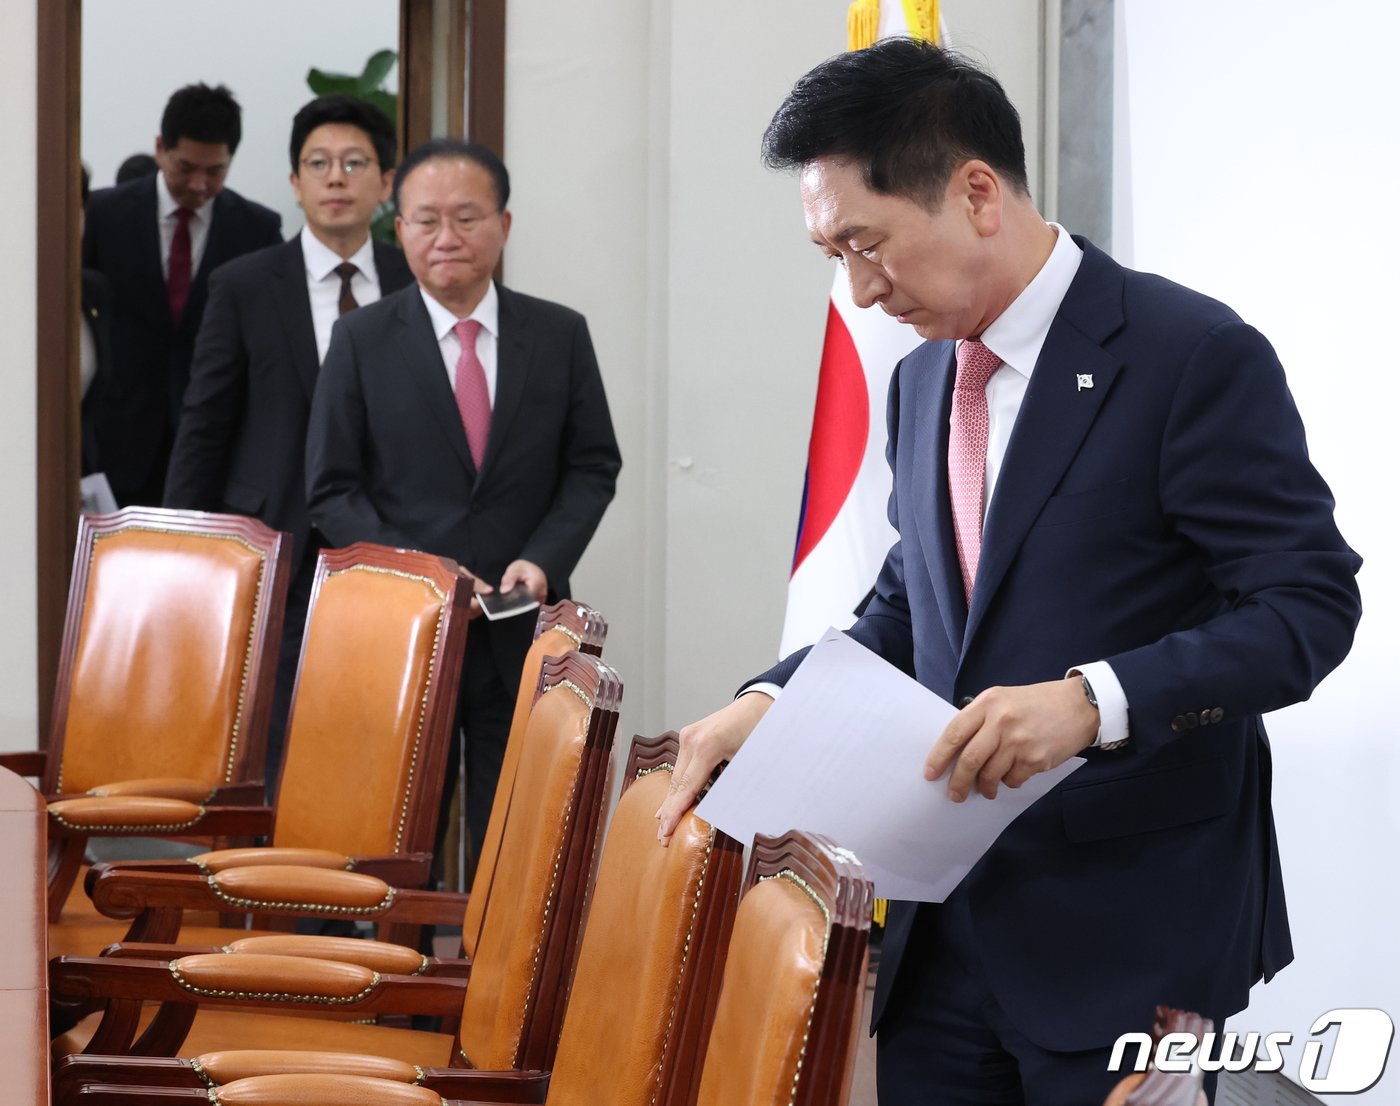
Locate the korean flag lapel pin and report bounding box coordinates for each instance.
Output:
[1076,373,1094,392]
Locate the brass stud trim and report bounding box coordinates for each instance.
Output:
[168,960,381,1005]
[205,874,396,917]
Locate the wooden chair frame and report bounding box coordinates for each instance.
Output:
[51,654,624,1099]
[46,542,473,1033]
[9,507,292,922]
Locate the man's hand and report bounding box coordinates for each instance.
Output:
[925,677,1098,802]
[655,691,773,844]
[500,559,548,604]
[457,568,494,621]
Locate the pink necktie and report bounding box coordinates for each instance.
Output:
[948,338,1002,605]
[453,319,491,468]
[167,207,194,321]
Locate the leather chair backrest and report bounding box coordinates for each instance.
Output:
[58,527,270,795]
[545,769,737,1106]
[694,873,830,1106]
[455,682,594,1070]
[273,562,451,856]
[461,619,590,959]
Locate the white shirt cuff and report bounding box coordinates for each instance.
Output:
[740,682,782,702]
[1068,661,1129,747]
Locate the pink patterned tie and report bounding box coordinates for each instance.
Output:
[949,338,1002,605]
[453,319,491,468]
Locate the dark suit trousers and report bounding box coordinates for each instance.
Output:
[435,628,515,876]
[876,896,1224,1106]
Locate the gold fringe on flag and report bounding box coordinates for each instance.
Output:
[902,0,941,43]
[873,897,888,927]
[847,0,880,51]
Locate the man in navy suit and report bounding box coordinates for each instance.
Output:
[165,95,413,789]
[84,83,282,506]
[657,40,1362,1104]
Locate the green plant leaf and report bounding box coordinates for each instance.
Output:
[362,90,398,124]
[305,68,360,96]
[359,49,398,91]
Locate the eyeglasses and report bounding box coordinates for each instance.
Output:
[403,211,502,237]
[300,154,378,178]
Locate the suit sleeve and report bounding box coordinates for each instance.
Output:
[1107,320,1361,754]
[305,318,417,550]
[163,268,246,509]
[516,315,622,586]
[747,361,917,691]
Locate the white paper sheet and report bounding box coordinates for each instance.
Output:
[695,628,1084,902]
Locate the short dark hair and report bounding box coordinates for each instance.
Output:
[161,83,243,154]
[116,153,159,184]
[762,38,1029,208]
[289,94,398,173]
[392,139,510,213]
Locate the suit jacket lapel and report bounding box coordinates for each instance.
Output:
[479,284,532,485]
[962,242,1126,651]
[268,237,319,397]
[909,341,968,654]
[394,288,476,475]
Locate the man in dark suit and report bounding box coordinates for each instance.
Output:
[657,40,1362,1105]
[83,83,282,506]
[306,138,621,860]
[165,95,412,787]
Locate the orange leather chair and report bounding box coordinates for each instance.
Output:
[50,653,622,1093]
[461,600,606,960]
[1103,1007,1211,1106]
[46,543,472,979]
[0,508,292,924]
[694,830,873,1106]
[60,825,869,1106]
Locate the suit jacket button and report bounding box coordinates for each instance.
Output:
[1209,707,1224,723]
[957,696,975,709]
[1171,715,1187,733]
[1184,712,1199,729]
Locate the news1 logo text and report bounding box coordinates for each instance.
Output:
[1109,1008,1394,1094]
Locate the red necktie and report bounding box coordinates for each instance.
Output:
[453,319,491,468]
[948,338,1003,605]
[167,207,194,321]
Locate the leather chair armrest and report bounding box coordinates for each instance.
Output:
[0,749,46,778]
[49,798,274,839]
[190,848,357,873]
[89,865,471,928]
[84,778,217,802]
[213,1074,444,1106]
[418,1069,552,1103]
[51,954,466,1018]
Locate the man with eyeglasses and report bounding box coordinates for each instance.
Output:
[83,82,282,507]
[165,95,413,792]
[307,138,622,871]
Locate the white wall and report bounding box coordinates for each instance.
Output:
[81,0,399,233]
[0,3,38,751]
[506,0,1047,740]
[1118,2,1398,1097]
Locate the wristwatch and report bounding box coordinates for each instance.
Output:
[1078,673,1128,751]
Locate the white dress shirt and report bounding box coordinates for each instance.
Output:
[419,282,500,406]
[750,224,1130,747]
[156,173,213,280]
[302,227,381,364]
